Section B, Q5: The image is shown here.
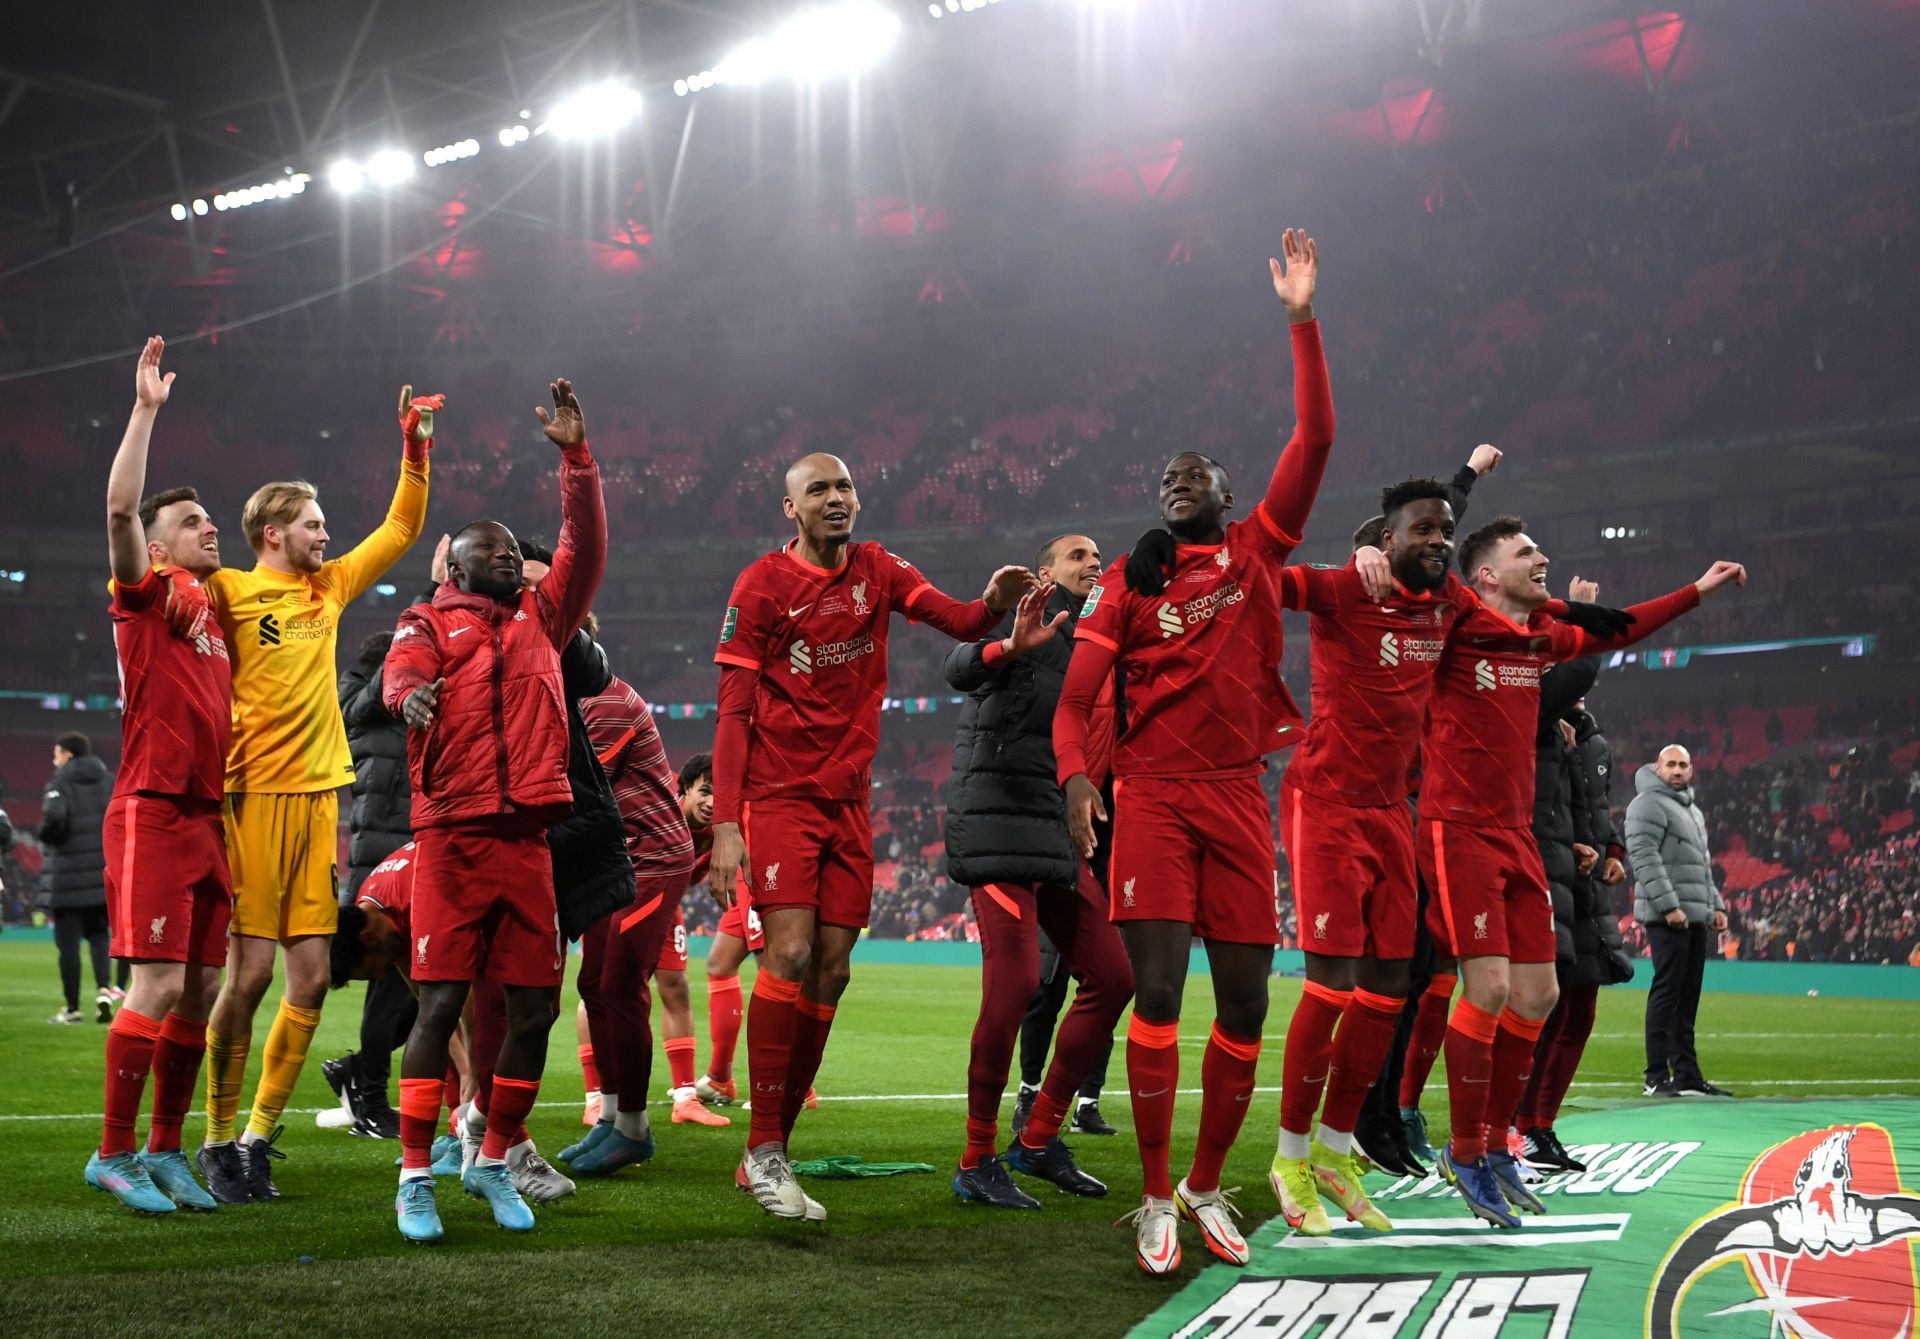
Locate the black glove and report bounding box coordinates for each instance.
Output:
[1124,527,1177,597]
[1558,601,1635,640]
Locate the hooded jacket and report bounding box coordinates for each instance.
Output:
[39,754,113,910]
[384,443,605,830]
[1628,762,1724,926]
[1567,707,1630,983]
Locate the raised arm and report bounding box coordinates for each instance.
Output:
[106,337,175,588]
[1546,562,1746,659]
[332,387,439,603]
[1448,443,1501,525]
[532,378,607,644]
[1253,229,1334,551]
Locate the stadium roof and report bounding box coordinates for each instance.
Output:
[2,0,1917,375]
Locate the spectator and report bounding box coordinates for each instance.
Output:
[39,732,118,1024]
[1629,745,1731,1099]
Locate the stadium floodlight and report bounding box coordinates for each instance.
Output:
[686,2,901,92]
[498,123,531,147]
[544,80,644,140]
[329,158,366,193]
[211,172,312,212]
[170,203,188,221]
[424,138,481,167]
[365,148,416,186]
[191,198,209,216]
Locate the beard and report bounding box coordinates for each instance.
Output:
[1392,551,1448,594]
[465,568,523,602]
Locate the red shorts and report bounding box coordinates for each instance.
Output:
[411,817,563,987]
[740,795,874,929]
[105,794,232,966]
[1417,817,1556,964]
[1108,773,1280,947]
[715,875,765,952]
[656,903,689,973]
[1280,782,1417,960]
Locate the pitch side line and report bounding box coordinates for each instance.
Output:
[5,1077,1919,1122]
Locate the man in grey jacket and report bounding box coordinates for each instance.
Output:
[1628,746,1731,1098]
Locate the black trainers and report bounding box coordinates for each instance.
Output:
[240,1125,286,1200]
[952,1155,1041,1209]
[1643,1077,1680,1098]
[1674,1076,1733,1098]
[1523,1125,1585,1173]
[322,1054,364,1121]
[1070,1097,1117,1137]
[196,1141,252,1205]
[1004,1135,1107,1198]
[1010,1086,1036,1140]
[1354,1111,1418,1178]
[352,1105,401,1139]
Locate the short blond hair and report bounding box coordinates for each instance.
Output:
[242,480,318,552]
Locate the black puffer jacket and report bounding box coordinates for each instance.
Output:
[39,754,113,910]
[942,584,1084,889]
[1569,706,1631,985]
[547,629,635,940]
[340,635,412,895]
[1532,659,1599,972]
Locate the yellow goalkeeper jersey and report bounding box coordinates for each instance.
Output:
[208,457,428,794]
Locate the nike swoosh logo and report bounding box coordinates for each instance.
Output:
[787,604,811,618]
[1146,1234,1174,1265]
[449,626,473,638]
[1235,1093,1252,1103]
[1136,1087,1169,1099]
[1462,1076,1489,1084]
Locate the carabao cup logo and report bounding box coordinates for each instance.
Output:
[1649,1123,1920,1338]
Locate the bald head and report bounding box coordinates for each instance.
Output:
[1656,745,1694,790]
[783,452,860,552]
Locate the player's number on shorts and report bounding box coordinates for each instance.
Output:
[673,925,687,958]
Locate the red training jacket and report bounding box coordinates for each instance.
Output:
[384,442,607,829]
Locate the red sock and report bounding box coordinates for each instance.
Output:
[706,974,743,1080]
[442,1063,462,1123]
[1126,1013,1181,1200]
[1188,1023,1261,1194]
[482,1076,541,1159]
[1279,980,1349,1140]
[1517,1001,1567,1130]
[1321,989,1405,1136]
[1398,973,1456,1109]
[1483,1008,1547,1150]
[961,1116,999,1170]
[470,977,505,1112]
[100,1009,161,1158]
[746,974,801,1147]
[400,1077,443,1171]
[578,1043,600,1095]
[665,1037,697,1091]
[780,997,836,1142]
[145,1011,207,1154]
[1443,998,1500,1161]
[1020,1087,1072,1150]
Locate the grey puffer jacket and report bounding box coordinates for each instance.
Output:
[1627,763,1724,926]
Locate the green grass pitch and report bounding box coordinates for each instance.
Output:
[1,938,1914,1337]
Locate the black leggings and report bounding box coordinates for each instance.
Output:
[53,906,112,1012]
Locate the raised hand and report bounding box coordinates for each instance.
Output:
[1568,576,1600,603]
[1353,545,1393,602]
[1468,443,1502,476]
[399,384,447,455]
[535,378,585,448]
[430,533,451,585]
[134,336,174,409]
[1268,227,1318,321]
[1695,561,1747,601]
[401,678,444,730]
[1005,582,1068,658]
[981,564,1036,614]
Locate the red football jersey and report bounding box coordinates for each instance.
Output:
[357,842,416,946]
[109,566,232,804]
[1282,564,1475,808]
[713,540,997,805]
[581,675,695,878]
[1421,586,1699,828]
[1056,319,1335,783]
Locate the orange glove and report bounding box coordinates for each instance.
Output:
[399,386,446,461]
